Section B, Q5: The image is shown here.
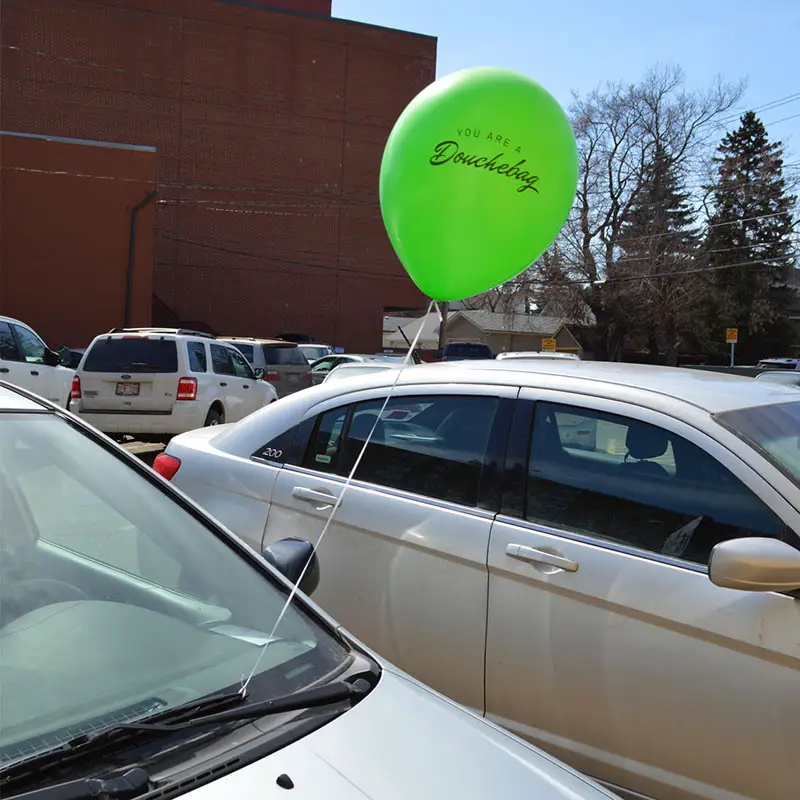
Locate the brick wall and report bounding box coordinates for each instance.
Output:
[1,0,435,350]
[0,132,157,348]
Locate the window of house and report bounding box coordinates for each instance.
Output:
[523,402,783,565]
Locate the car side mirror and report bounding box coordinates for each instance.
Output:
[708,537,800,593]
[43,348,61,367]
[262,537,320,596]
[253,367,266,380]
[55,346,72,367]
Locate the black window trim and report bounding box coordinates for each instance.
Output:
[280,391,512,514]
[498,395,793,574]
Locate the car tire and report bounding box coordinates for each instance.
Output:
[204,407,224,427]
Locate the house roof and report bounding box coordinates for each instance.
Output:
[383,315,419,333]
[451,310,570,336]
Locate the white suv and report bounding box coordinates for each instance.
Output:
[0,314,74,406]
[69,327,277,440]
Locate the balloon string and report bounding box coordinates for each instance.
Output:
[240,298,436,695]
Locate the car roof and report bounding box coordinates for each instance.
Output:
[425,360,800,413]
[0,382,48,411]
[221,337,296,345]
[0,314,28,327]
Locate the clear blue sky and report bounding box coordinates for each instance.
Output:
[332,0,800,160]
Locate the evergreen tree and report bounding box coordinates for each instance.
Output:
[619,143,701,365]
[705,112,797,361]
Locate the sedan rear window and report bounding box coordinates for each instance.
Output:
[716,401,800,489]
[83,338,178,373]
[263,345,307,366]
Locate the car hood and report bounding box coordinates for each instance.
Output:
[184,666,617,800]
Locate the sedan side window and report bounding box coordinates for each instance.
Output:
[303,407,350,474]
[12,324,46,364]
[0,322,21,361]
[340,395,500,508]
[524,402,783,565]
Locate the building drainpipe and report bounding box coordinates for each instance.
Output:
[124,190,158,327]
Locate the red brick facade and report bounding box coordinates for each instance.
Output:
[0,0,435,349]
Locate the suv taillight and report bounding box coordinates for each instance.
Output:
[265,370,280,382]
[153,453,181,480]
[177,377,198,400]
[70,375,82,399]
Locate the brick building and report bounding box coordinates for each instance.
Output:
[0,0,435,350]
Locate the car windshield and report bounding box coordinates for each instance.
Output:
[0,412,350,769]
[756,372,800,386]
[299,346,330,362]
[264,345,307,366]
[83,338,178,373]
[715,401,800,488]
[325,365,396,382]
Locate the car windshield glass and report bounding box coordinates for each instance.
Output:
[0,413,350,769]
[300,346,329,362]
[82,339,178,373]
[223,342,255,362]
[263,345,307,366]
[715,401,800,488]
[756,372,800,386]
[326,365,394,382]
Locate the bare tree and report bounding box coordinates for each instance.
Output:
[531,65,744,360]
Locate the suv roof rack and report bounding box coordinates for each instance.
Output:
[107,327,216,339]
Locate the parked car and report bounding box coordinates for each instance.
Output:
[0,315,74,406]
[297,342,335,363]
[157,359,800,800]
[221,337,312,398]
[69,327,276,440]
[496,351,580,361]
[441,341,494,361]
[755,357,800,370]
[0,380,618,800]
[309,354,404,385]
[323,361,410,384]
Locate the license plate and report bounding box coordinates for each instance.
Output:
[116,382,140,396]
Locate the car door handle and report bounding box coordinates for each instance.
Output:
[0,367,9,373]
[243,384,250,389]
[292,487,341,506]
[219,382,227,387]
[506,543,579,572]
[30,370,39,376]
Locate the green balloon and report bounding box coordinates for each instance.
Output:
[380,67,578,302]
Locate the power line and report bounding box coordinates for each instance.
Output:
[718,91,800,125]
[519,254,797,287]
[156,232,410,280]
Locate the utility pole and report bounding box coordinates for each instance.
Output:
[437,301,449,354]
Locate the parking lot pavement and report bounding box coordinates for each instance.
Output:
[122,441,165,466]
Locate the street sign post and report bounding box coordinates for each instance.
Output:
[541,338,557,352]
[726,328,738,367]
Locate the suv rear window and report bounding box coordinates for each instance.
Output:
[83,338,179,373]
[444,343,493,359]
[263,345,307,366]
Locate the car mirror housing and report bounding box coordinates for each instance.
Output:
[263,537,320,596]
[709,537,800,593]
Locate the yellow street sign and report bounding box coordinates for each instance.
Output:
[541,338,557,352]
[726,328,739,344]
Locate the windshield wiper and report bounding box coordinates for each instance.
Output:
[12,767,150,800]
[119,678,371,732]
[1,679,371,790]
